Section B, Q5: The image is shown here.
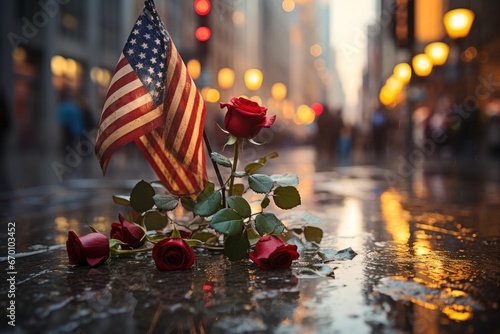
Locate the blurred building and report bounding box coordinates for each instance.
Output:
[360,0,500,160]
[0,0,342,153]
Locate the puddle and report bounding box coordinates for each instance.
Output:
[375,276,484,322]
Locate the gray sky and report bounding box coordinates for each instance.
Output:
[330,0,377,123]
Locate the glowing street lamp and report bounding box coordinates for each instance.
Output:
[244,69,263,91]
[412,54,433,77]
[217,68,235,90]
[393,63,412,84]
[424,42,450,66]
[443,8,474,39]
[271,82,287,100]
[187,59,201,80]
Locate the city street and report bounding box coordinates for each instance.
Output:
[1,146,499,333]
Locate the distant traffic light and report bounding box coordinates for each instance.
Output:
[194,0,211,63]
[194,0,210,16]
[195,26,211,42]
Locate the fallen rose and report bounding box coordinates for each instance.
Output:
[220,97,276,139]
[110,214,145,249]
[152,238,195,271]
[66,231,110,267]
[249,235,299,270]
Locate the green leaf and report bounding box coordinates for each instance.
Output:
[191,231,219,244]
[259,151,279,163]
[109,238,126,250]
[197,182,215,202]
[246,227,261,246]
[112,195,131,206]
[233,171,246,178]
[297,264,334,277]
[273,186,301,210]
[153,194,179,211]
[226,134,238,146]
[181,197,196,212]
[300,212,322,225]
[261,197,270,209]
[244,162,264,175]
[318,247,357,262]
[210,152,232,168]
[227,196,252,218]
[184,239,202,247]
[193,191,222,217]
[270,174,299,187]
[170,229,181,239]
[143,211,168,231]
[254,212,285,236]
[232,184,245,196]
[88,225,99,233]
[130,180,155,213]
[304,226,323,243]
[210,209,244,236]
[248,174,274,194]
[224,230,250,261]
[146,233,169,243]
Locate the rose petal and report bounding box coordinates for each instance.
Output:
[152,238,195,271]
[251,235,286,260]
[258,115,277,128]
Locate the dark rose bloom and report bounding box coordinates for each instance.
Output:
[110,214,145,249]
[66,231,110,267]
[220,97,276,139]
[152,238,195,271]
[249,235,299,270]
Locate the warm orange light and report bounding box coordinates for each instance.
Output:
[443,8,474,39]
[296,104,315,124]
[187,59,201,80]
[195,26,211,41]
[424,42,449,66]
[244,69,263,91]
[379,85,397,106]
[217,68,235,89]
[194,0,211,16]
[412,54,433,77]
[310,44,322,57]
[282,0,295,12]
[393,63,412,84]
[271,82,287,100]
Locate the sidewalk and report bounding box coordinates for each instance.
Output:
[0,146,499,333]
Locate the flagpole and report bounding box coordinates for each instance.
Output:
[203,131,226,207]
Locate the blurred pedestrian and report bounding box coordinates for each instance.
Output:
[56,88,84,150]
[315,106,343,169]
[371,104,388,162]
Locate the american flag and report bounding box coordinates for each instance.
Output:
[95,0,207,195]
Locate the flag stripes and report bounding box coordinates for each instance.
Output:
[95,0,207,195]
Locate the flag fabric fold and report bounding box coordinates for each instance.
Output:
[95,0,207,195]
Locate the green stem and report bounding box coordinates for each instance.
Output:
[228,139,240,197]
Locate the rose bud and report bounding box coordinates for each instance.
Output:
[66,231,110,267]
[249,235,299,270]
[220,97,276,139]
[152,238,195,271]
[110,214,145,249]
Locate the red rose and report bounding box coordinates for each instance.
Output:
[110,214,145,249]
[66,231,110,267]
[220,97,276,139]
[249,235,299,270]
[152,238,195,271]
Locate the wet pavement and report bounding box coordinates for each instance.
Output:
[1,146,500,333]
